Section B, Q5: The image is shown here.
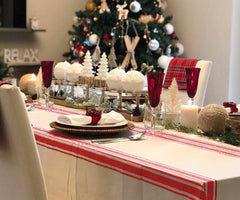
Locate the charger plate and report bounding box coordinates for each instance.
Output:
[50,121,135,136]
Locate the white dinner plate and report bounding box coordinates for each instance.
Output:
[55,119,128,129]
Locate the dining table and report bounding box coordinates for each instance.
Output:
[28,104,240,200]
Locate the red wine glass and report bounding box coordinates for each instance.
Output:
[41,61,54,107]
[185,68,201,105]
[147,72,165,132]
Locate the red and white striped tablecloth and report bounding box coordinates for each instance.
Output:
[28,105,240,200]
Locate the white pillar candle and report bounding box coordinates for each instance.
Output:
[180,105,198,129]
[27,74,37,95]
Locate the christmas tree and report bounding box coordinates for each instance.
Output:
[63,0,184,73]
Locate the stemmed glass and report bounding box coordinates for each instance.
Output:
[146,72,165,133]
[185,68,201,105]
[41,61,54,107]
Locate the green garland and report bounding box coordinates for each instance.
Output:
[164,124,240,147]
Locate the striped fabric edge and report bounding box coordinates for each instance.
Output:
[139,128,240,159]
[34,105,240,158]
[34,127,217,200]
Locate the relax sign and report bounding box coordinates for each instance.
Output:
[4,49,39,63]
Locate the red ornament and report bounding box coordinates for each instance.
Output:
[86,109,102,125]
[78,57,84,64]
[169,31,176,37]
[83,46,88,52]
[223,102,238,113]
[75,45,84,52]
[103,34,110,41]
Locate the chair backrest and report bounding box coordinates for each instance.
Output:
[162,58,212,107]
[0,85,47,200]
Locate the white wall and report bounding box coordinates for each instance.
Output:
[167,0,233,105]
[229,0,240,102]
[0,0,86,62]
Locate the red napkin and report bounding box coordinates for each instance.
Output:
[163,58,198,90]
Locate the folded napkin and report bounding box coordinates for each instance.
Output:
[57,115,92,125]
[57,111,126,126]
[98,111,126,125]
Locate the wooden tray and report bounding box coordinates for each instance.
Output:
[50,98,94,110]
[119,111,143,122]
[50,121,135,136]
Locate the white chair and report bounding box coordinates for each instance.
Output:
[162,58,212,107]
[0,85,47,200]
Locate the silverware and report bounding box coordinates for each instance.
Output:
[26,104,35,112]
[91,131,146,144]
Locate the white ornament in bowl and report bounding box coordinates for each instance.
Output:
[122,70,144,92]
[106,68,126,90]
[54,61,71,80]
[66,62,83,82]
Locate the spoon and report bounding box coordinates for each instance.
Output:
[26,104,35,112]
[91,131,146,144]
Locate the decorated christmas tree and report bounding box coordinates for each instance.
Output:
[63,0,184,73]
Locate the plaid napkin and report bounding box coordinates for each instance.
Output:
[163,58,198,90]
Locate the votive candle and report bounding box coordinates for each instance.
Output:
[180,105,198,129]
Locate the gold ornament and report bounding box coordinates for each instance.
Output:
[138,15,154,24]
[79,51,85,57]
[85,0,97,11]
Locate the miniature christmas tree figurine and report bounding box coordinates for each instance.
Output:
[164,78,181,113]
[108,46,117,70]
[82,50,94,77]
[97,52,109,80]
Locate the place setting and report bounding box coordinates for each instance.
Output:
[50,108,135,136]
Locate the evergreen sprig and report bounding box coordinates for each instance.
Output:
[165,124,240,147]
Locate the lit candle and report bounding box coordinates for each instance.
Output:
[180,104,198,129]
[27,73,37,95]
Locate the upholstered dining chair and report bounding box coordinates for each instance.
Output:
[0,85,47,200]
[162,58,212,107]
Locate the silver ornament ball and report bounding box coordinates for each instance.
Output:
[148,39,160,51]
[130,1,141,13]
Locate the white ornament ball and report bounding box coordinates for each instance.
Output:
[198,104,228,135]
[164,23,174,35]
[106,68,126,90]
[175,42,184,56]
[158,55,169,69]
[148,39,160,51]
[66,62,83,82]
[122,70,144,92]
[89,34,99,46]
[130,1,141,13]
[54,61,71,80]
